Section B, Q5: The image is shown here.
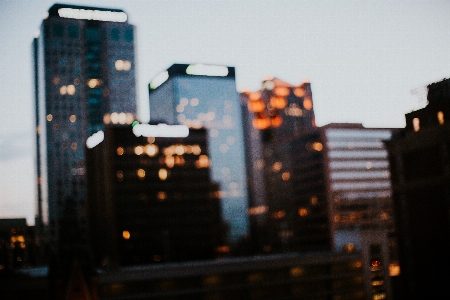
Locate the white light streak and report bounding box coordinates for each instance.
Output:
[186,64,229,77]
[86,130,104,148]
[133,124,189,138]
[58,8,127,22]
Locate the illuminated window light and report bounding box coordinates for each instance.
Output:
[103,114,111,124]
[282,172,290,181]
[126,113,134,124]
[438,111,444,125]
[118,112,127,124]
[110,112,119,124]
[87,79,101,88]
[192,145,201,155]
[389,263,400,276]
[60,86,67,95]
[134,146,144,155]
[298,208,308,216]
[115,60,124,70]
[158,168,168,180]
[290,267,304,277]
[117,147,124,155]
[272,210,285,219]
[53,77,60,85]
[311,142,323,151]
[137,169,145,179]
[274,87,290,97]
[67,84,76,95]
[176,105,184,113]
[147,137,156,144]
[165,156,175,168]
[310,196,318,205]
[117,171,124,181]
[70,142,77,150]
[413,117,420,132]
[272,162,282,172]
[195,155,210,168]
[293,87,305,97]
[157,191,167,201]
[185,64,229,77]
[69,115,76,123]
[175,145,185,155]
[145,144,158,157]
[58,8,127,22]
[46,114,53,122]
[86,130,104,149]
[122,230,130,239]
[180,98,189,106]
[123,60,131,71]
[149,71,169,89]
[247,205,268,215]
[249,91,261,101]
[303,98,313,110]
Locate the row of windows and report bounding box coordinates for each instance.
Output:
[50,23,133,42]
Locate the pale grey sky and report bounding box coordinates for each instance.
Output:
[1,0,449,223]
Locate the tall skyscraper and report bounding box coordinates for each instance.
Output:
[386,78,450,299]
[148,63,249,242]
[32,2,137,287]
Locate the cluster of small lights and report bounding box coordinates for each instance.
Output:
[103,112,134,125]
[60,85,76,95]
[115,60,132,71]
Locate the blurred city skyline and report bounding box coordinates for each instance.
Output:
[0,0,449,223]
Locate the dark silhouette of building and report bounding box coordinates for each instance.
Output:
[148,63,249,243]
[86,124,226,268]
[385,78,450,299]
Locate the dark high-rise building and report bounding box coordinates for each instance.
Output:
[386,78,450,299]
[32,3,137,297]
[148,64,249,242]
[240,78,317,253]
[87,124,226,267]
[33,2,136,250]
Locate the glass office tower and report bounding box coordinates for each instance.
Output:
[148,64,248,242]
[33,3,137,254]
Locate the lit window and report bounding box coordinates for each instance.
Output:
[272,162,282,172]
[438,111,444,125]
[413,118,420,132]
[110,112,119,124]
[157,191,167,201]
[145,144,158,157]
[126,113,134,124]
[298,208,308,216]
[70,142,77,150]
[103,114,111,124]
[293,87,305,97]
[303,97,313,110]
[117,171,124,181]
[137,169,145,179]
[158,168,168,180]
[118,112,126,124]
[116,147,124,155]
[196,155,210,168]
[192,145,201,155]
[122,231,130,239]
[134,146,143,155]
[53,77,60,85]
[311,142,323,151]
[290,267,304,277]
[115,60,124,70]
[389,263,400,276]
[88,79,101,88]
[69,115,76,123]
[60,86,67,95]
[67,85,76,95]
[176,105,184,113]
[147,137,155,144]
[180,98,189,106]
[272,210,285,219]
[123,60,131,71]
[310,196,318,205]
[165,156,175,168]
[282,172,290,181]
[46,114,53,122]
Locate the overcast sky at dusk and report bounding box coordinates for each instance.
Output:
[1,0,449,223]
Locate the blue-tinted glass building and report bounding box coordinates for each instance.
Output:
[33,3,137,258]
[148,64,248,242]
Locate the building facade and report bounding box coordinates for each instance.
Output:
[386,78,450,299]
[33,3,137,256]
[87,124,226,267]
[148,64,249,242]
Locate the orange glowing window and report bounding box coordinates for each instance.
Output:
[282,172,290,181]
[134,146,144,155]
[303,98,312,110]
[274,87,290,97]
[438,111,444,125]
[298,208,308,217]
[293,87,305,97]
[413,118,420,132]
[137,169,145,179]
[116,147,124,155]
[122,231,130,240]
